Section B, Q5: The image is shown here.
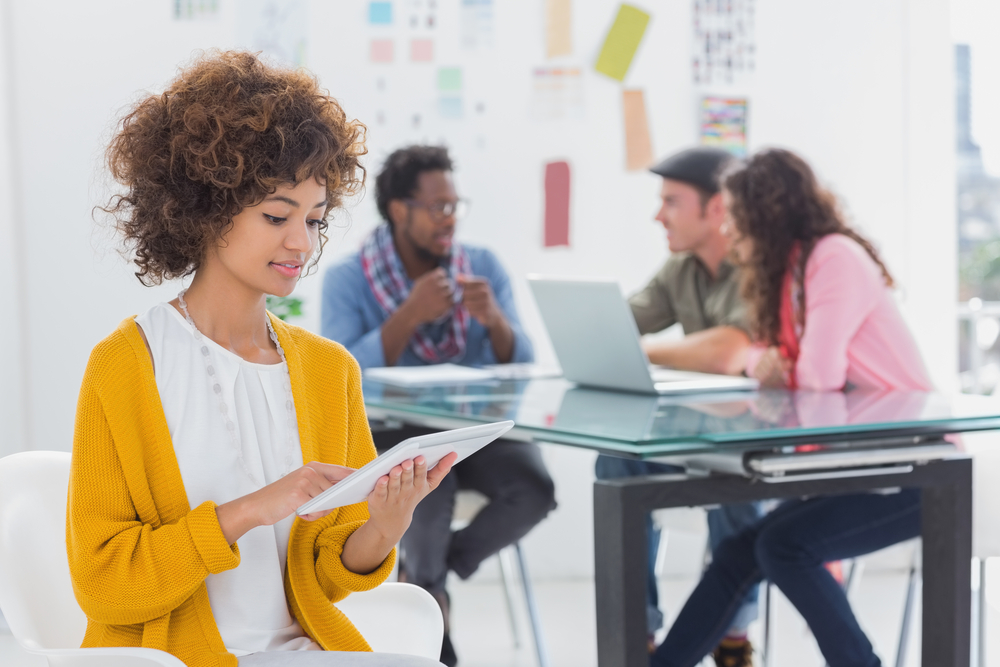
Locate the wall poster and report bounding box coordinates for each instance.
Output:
[692,0,755,86]
[699,96,748,157]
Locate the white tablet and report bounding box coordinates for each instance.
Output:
[295,420,515,515]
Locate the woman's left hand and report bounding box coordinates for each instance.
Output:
[752,346,793,388]
[365,452,458,544]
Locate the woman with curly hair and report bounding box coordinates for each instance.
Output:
[67,50,453,667]
[651,149,932,667]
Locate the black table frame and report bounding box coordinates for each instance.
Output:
[594,457,973,667]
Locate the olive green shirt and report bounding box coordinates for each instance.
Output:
[628,253,747,336]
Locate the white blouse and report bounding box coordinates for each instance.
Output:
[135,302,320,656]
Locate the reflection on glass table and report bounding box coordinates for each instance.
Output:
[362,377,1000,458]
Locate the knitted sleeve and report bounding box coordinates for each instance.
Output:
[67,355,240,626]
[313,357,395,600]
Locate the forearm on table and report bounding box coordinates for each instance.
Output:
[644,326,750,375]
[488,317,515,363]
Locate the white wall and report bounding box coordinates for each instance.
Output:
[0,0,27,458]
[0,0,955,579]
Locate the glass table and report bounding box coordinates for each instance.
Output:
[363,377,1000,666]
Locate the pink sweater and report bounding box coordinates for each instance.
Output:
[746,234,932,392]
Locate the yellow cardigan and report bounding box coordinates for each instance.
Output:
[66,314,395,667]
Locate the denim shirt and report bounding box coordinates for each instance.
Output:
[321,245,534,370]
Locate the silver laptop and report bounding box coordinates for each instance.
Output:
[527,276,759,395]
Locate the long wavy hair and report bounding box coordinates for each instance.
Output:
[724,149,894,346]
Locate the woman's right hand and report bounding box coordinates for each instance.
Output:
[215,462,354,545]
[751,346,793,388]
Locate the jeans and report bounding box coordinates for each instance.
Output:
[594,455,762,635]
[651,489,921,667]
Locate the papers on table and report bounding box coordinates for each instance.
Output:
[363,363,562,387]
[484,363,562,381]
[364,363,497,386]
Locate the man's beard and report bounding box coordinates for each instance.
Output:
[405,226,451,266]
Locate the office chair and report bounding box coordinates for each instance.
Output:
[451,489,549,667]
[0,451,443,666]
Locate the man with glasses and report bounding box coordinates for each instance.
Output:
[322,145,555,667]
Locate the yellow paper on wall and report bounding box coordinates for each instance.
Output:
[623,89,653,171]
[547,0,572,58]
[594,4,650,82]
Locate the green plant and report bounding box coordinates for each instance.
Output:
[266,295,304,321]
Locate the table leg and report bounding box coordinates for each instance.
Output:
[921,457,973,667]
[594,481,648,667]
[593,457,972,667]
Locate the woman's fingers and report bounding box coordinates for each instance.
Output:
[426,452,458,489]
[399,459,415,491]
[411,456,429,486]
[387,464,403,496]
[372,475,390,502]
[308,462,356,484]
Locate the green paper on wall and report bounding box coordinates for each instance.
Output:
[594,4,650,82]
[438,67,462,92]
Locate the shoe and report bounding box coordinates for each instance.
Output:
[712,638,754,667]
[432,590,458,666]
[440,631,458,667]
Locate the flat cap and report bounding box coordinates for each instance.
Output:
[649,147,735,194]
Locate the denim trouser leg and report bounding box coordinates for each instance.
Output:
[707,502,763,632]
[595,455,761,636]
[651,490,921,667]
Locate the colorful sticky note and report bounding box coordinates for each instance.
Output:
[546,0,572,58]
[544,161,571,247]
[370,39,394,63]
[439,96,463,119]
[622,89,653,171]
[595,4,650,82]
[411,38,434,62]
[438,67,462,92]
[369,2,392,24]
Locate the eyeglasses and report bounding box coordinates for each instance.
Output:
[404,198,469,222]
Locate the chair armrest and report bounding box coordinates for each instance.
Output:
[29,647,188,667]
[336,582,443,659]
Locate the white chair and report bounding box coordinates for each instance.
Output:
[0,451,443,666]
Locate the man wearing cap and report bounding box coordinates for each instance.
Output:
[630,146,749,373]
[595,147,761,666]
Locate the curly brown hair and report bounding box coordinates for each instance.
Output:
[101,50,367,285]
[724,149,894,346]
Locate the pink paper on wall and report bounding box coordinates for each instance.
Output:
[544,161,571,248]
[370,39,394,63]
[411,39,434,62]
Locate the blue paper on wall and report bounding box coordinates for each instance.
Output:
[369,1,392,24]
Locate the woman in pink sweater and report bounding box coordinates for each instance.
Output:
[651,150,930,667]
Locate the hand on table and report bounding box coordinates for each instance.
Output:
[752,346,794,388]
